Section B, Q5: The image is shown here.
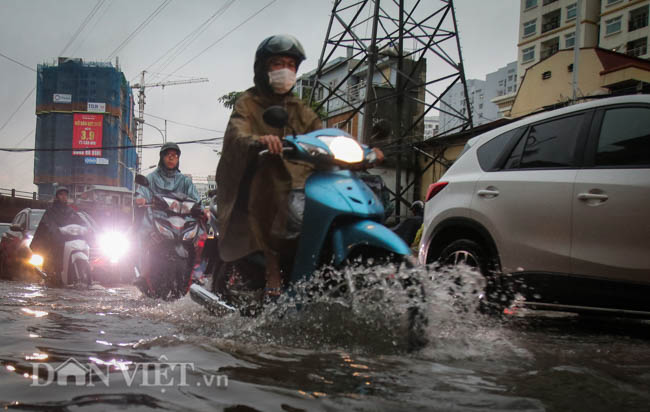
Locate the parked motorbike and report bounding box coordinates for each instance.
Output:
[191,107,426,347]
[133,175,207,300]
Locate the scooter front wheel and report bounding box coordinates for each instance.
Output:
[73,260,92,287]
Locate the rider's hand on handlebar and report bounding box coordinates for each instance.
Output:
[372,147,385,164]
[259,134,283,155]
[135,197,146,206]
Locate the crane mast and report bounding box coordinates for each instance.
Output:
[131,71,208,173]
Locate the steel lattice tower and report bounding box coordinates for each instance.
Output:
[310,0,472,215]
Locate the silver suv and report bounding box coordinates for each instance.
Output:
[419,95,650,316]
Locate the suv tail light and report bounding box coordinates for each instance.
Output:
[425,181,448,201]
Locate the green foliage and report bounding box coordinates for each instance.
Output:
[218,91,244,109]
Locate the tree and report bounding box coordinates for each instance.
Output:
[218,91,244,110]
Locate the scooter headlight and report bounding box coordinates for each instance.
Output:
[29,254,44,268]
[182,223,199,241]
[162,197,181,213]
[181,201,196,214]
[154,221,175,240]
[98,232,130,263]
[319,136,364,164]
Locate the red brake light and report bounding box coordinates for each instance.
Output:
[425,181,448,201]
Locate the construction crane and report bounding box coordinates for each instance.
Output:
[131,70,209,172]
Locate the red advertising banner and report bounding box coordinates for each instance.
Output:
[72,113,103,156]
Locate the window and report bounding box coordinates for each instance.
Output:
[525,0,537,10]
[629,5,649,32]
[477,127,525,171]
[522,46,535,62]
[565,32,576,48]
[605,16,622,36]
[542,71,552,79]
[506,114,585,169]
[524,19,537,37]
[543,0,558,5]
[12,213,25,228]
[508,75,514,81]
[606,0,622,6]
[566,3,577,20]
[542,9,561,33]
[596,107,650,166]
[626,37,648,57]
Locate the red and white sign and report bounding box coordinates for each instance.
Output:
[72,113,103,156]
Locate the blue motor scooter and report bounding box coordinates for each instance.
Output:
[190,107,425,343]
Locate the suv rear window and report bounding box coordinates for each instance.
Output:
[477,127,525,171]
[505,113,585,169]
[596,107,650,167]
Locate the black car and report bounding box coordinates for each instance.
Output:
[0,208,45,279]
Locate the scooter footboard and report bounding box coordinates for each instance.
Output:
[330,220,412,266]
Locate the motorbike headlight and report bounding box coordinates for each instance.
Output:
[162,197,181,213]
[154,221,175,240]
[29,254,44,268]
[319,136,364,164]
[298,142,330,157]
[182,223,199,241]
[181,201,195,214]
[98,232,130,263]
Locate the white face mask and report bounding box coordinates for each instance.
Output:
[268,68,296,94]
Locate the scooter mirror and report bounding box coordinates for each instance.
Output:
[263,106,289,129]
[135,174,149,187]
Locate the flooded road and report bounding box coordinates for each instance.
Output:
[1,267,649,411]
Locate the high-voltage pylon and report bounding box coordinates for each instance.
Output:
[310,0,472,216]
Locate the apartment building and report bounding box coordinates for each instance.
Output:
[599,0,650,57]
[517,0,601,83]
[439,61,518,133]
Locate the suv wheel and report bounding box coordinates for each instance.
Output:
[438,238,511,314]
[439,239,487,274]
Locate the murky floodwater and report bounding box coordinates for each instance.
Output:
[1,265,649,411]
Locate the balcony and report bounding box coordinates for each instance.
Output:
[541,45,559,60]
[628,13,648,32]
[542,10,561,33]
[627,43,648,58]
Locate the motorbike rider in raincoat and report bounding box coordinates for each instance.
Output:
[216,34,384,299]
[30,185,83,277]
[135,142,200,207]
[134,142,201,243]
[216,34,322,298]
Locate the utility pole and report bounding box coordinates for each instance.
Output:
[311,0,471,215]
[131,71,208,172]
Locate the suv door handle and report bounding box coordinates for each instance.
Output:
[477,189,500,197]
[577,193,608,201]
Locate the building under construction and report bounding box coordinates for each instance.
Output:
[34,57,138,201]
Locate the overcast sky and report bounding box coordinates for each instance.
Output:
[0,0,519,193]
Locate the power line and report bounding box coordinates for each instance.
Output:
[144,0,236,82]
[164,0,277,80]
[0,87,35,134]
[0,136,222,153]
[68,0,114,57]
[0,51,36,72]
[60,0,105,56]
[106,0,172,61]
[143,112,223,133]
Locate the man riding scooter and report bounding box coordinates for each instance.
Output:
[133,142,205,297]
[215,34,384,300]
[30,185,84,281]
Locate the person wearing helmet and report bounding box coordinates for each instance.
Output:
[134,142,200,206]
[215,34,322,297]
[30,185,83,277]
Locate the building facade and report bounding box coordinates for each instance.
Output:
[517,0,602,84]
[34,58,138,199]
[439,61,518,134]
[599,0,650,57]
